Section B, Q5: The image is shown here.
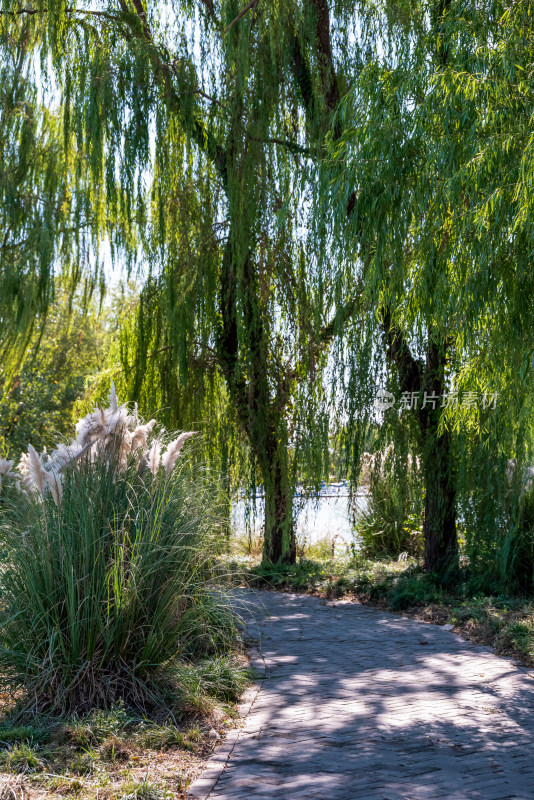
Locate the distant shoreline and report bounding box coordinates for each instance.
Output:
[240,487,369,500]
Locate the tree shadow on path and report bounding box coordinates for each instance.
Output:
[204,590,534,800]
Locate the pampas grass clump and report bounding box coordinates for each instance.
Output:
[0,384,239,716]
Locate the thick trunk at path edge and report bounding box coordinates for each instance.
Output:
[421,424,457,574]
[418,338,458,576]
[260,447,296,565]
[383,310,458,576]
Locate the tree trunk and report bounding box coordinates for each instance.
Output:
[383,312,458,577]
[421,424,457,574]
[418,338,458,576]
[259,441,296,565]
[217,234,296,565]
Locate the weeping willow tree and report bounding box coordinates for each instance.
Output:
[315,0,462,576]
[428,0,534,590]
[323,0,534,583]
[0,0,382,564]
[0,16,114,376]
[13,0,532,575]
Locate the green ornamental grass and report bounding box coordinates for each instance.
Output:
[0,383,240,715]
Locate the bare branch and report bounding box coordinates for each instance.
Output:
[116,0,229,185]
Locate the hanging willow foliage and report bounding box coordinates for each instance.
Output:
[0,16,115,375]
[0,0,391,563]
[321,0,534,585]
[4,0,533,580]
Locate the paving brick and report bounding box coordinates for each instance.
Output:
[188,590,534,799]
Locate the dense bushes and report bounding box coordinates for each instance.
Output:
[0,384,243,716]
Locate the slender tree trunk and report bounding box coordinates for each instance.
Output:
[217,234,297,564]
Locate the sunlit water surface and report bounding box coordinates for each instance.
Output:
[232,491,369,549]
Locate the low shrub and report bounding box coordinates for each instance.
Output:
[0,383,243,716]
[60,702,135,748]
[0,725,49,747]
[174,656,250,705]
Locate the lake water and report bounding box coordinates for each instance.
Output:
[232,490,368,550]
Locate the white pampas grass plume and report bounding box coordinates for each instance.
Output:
[50,443,84,467]
[131,420,157,451]
[76,408,107,446]
[106,406,128,436]
[42,469,63,506]
[17,453,34,494]
[109,380,118,412]
[147,441,162,475]
[17,452,30,477]
[0,458,14,476]
[162,432,197,476]
[121,427,132,454]
[28,444,45,495]
[76,388,128,447]
[0,458,14,492]
[128,402,139,429]
[0,458,15,477]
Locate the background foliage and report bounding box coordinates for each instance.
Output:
[1,0,534,586]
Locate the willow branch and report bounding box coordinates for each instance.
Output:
[382,306,424,393]
[319,291,363,346]
[224,0,259,34]
[3,7,121,21]
[118,0,228,186]
[249,136,313,157]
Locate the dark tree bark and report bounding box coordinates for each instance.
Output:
[258,436,296,565]
[383,310,458,576]
[217,234,297,564]
[421,424,457,573]
[419,338,457,574]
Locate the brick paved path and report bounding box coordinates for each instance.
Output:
[189,590,534,800]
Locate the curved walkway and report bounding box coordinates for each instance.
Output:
[189,590,534,800]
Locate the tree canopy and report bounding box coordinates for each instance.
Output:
[2,0,534,582]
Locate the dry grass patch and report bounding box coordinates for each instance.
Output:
[0,702,241,800]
